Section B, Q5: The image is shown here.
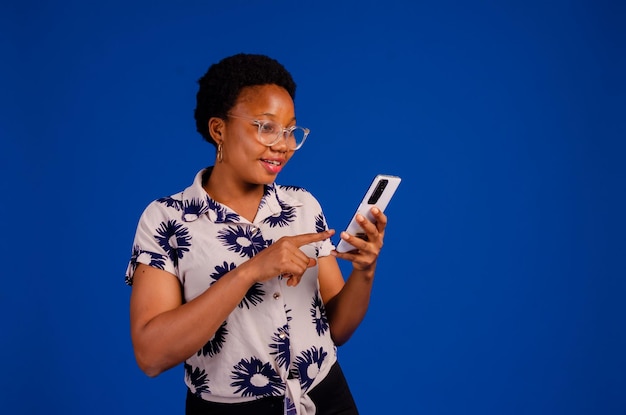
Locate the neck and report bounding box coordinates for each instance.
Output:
[203,166,266,222]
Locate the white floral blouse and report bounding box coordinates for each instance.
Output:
[126,167,338,414]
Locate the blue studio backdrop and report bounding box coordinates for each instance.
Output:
[1,1,624,414]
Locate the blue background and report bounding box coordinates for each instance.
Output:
[1,1,625,414]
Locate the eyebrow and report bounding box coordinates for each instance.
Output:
[258,112,297,123]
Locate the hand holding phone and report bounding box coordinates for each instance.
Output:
[336,174,401,253]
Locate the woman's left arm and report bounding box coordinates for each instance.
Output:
[318,207,386,345]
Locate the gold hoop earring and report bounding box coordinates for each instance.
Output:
[217,142,223,163]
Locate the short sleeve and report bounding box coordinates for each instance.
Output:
[125,200,178,286]
[302,190,336,258]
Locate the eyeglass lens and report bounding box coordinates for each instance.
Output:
[258,121,306,149]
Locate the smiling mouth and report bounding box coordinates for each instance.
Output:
[262,159,282,166]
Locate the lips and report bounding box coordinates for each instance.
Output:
[261,159,282,166]
[261,158,285,174]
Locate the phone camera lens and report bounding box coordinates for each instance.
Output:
[368,179,388,204]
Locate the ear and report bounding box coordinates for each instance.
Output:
[208,117,224,144]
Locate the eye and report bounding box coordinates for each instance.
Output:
[259,121,280,135]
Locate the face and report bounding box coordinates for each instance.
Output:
[210,84,297,186]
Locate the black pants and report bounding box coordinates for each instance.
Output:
[186,361,359,414]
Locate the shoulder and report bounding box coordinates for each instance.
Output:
[274,183,330,231]
[138,191,185,222]
[275,183,320,206]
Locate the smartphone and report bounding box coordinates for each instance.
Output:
[335,174,401,253]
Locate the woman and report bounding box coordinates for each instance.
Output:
[126,53,388,415]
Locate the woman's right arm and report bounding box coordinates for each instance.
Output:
[129,230,333,377]
[129,263,256,377]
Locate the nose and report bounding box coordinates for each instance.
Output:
[272,128,292,153]
[270,131,290,152]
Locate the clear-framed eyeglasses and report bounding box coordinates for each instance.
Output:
[227,114,310,150]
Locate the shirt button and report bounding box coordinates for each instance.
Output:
[279,332,287,339]
[273,292,280,299]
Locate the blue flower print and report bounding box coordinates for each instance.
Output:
[184,197,208,217]
[217,225,269,258]
[155,220,191,267]
[269,325,290,369]
[126,245,167,285]
[210,261,237,280]
[197,321,228,358]
[285,397,297,415]
[210,262,265,309]
[145,251,167,269]
[231,357,285,398]
[314,213,327,233]
[310,292,329,336]
[133,247,167,271]
[185,362,210,395]
[313,213,329,256]
[294,347,328,391]
[263,199,296,228]
[206,197,240,223]
[278,185,305,192]
[257,185,272,210]
[126,245,141,284]
[240,284,265,309]
[157,196,183,211]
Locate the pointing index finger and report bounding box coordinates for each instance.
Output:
[290,230,335,247]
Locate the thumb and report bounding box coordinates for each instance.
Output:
[307,257,317,268]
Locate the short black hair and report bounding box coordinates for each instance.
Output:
[194,53,297,146]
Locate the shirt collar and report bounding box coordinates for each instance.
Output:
[181,167,303,224]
